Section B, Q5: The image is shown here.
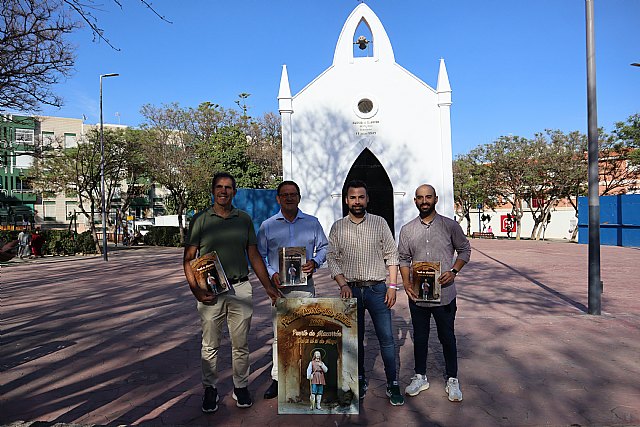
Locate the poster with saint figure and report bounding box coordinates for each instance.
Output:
[279,246,307,286]
[412,261,441,304]
[276,297,359,414]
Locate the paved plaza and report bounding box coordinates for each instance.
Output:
[1,239,639,427]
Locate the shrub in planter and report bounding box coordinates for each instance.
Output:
[76,230,98,254]
[143,226,182,247]
[44,230,76,256]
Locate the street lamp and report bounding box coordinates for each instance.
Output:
[100,73,119,261]
[585,0,601,314]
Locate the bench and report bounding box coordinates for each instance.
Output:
[472,232,495,239]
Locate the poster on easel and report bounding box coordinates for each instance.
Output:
[276,297,359,414]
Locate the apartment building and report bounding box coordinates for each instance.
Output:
[0,113,165,231]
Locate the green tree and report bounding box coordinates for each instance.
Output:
[453,154,495,236]
[536,130,587,241]
[598,113,640,195]
[113,128,151,239]
[470,135,533,240]
[140,102,281,239]
[140,103,194,243]
[522,131,587,240]
[31,128,135,252]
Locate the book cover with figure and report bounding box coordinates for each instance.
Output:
[412,261,441,304]
[276,297,359,414]
[279,246,307,286]
[190,251,230,295]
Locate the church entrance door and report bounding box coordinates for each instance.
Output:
[342,148,394,234]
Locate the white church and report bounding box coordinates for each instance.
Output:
[278,3,454,236]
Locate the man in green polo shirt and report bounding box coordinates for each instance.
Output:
[184,172,280,413]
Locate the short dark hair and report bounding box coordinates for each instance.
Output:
[211,172,236,191]
[345,179,368,195]
[277,180,300,196]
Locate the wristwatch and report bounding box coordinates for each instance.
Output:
[450,268,459,275]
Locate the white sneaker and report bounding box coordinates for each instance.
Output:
[446,377,463,402]
[405,374,430,396]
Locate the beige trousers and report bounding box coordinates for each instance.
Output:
[198,280,253,388]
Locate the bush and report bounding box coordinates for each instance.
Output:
[76,230,98,254]
[1,228,101,256]
[43,230,76,256]
[143,226,182,247]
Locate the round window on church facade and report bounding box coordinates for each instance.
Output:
[353,95,378,119]
[358,98,374,114]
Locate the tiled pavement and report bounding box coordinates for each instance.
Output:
[1,240,639,426]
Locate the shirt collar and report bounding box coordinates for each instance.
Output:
[419,212,440,227]
[347,211,368,224]
[276,208,306,223]
[209,205,240,218]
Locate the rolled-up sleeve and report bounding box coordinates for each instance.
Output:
[397,225,412,267]
[312,220,329,268]
[326,223,343,279]
[381,221,399,266]
[451,222,471,264]
[257,222,277,278]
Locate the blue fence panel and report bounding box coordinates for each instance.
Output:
[578,194,640,247]
[621,194,640,247]
[234,188,279,234]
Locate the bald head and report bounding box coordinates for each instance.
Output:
[415,184,437,198]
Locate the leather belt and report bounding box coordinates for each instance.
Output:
[229,276,249,285]
[348,280,382,288]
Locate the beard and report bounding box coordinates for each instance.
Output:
[348,205,366,216]
[416,203,435,218]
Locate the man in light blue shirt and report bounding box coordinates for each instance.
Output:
[257,180,329,400]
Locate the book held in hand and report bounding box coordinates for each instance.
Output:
[279,246,307,286]
[411,261,441,304]
[190,251,230,295]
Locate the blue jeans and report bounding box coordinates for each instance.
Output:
[351,281,397,384]
[408,298,458,379]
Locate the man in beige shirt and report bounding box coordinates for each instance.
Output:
[327,179,404,406]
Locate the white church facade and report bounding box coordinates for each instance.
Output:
[278,3,454,236]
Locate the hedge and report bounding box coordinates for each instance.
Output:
[1,229,98,256]
[143,226,182,247]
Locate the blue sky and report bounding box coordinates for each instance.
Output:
[39,0,640,156]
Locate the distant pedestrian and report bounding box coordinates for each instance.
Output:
[505,214,513,238]
[17,227,31,259]
[31,228,45,257]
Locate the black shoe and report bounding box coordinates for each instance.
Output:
[264,379,278,399]
[233,387,253,408]
[359,377,368,400]
[386,381,405,406]
[202,386,219,413]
